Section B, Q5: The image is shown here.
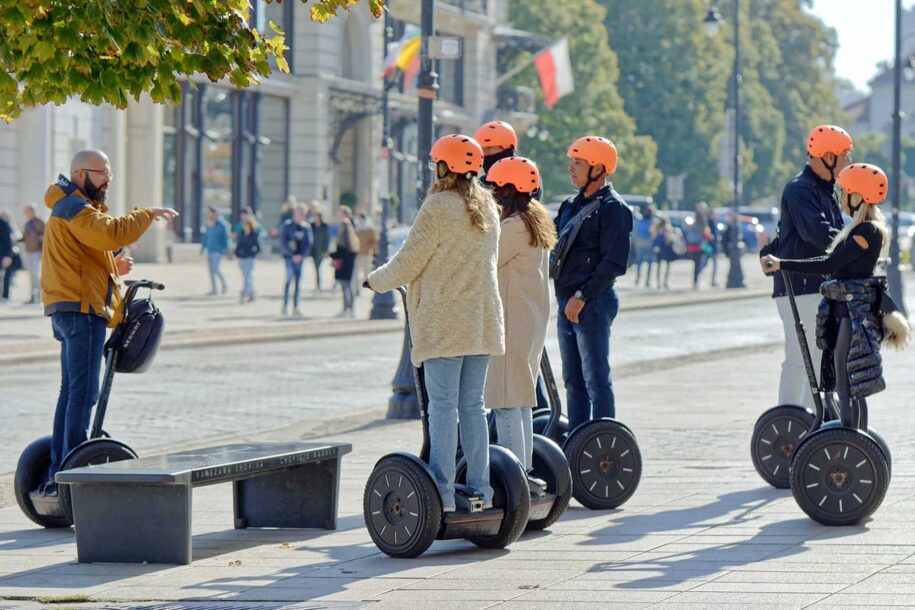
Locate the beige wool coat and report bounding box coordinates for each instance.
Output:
[367,189,505,367]
[485,215,551,409]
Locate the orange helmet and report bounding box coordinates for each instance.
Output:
[474,121,518,150]
[836,163,888,205]
[430,134,484,176]
[486,156,541,194]
[807,125,853,158]
[567,136,618,174]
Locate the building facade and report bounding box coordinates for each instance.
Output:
[0,0,511,259]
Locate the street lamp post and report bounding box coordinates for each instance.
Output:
[387,0,438,419]
[370,9,398,321]
[705,1,745,289]
[890,0,909,317]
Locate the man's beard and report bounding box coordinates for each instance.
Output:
[84,173,108,202]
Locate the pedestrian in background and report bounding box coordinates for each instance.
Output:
[200,205,230,296]
[707,208,721,287]
[685,202,712,289]
[0,211,20,302]
[272,196,296,239]
[353,210,378,296]
[235,214,261,303]
[652,215,680,290]
[280,204,312,317]
[310,208,330,293]
[633,205,656,288]
[330,206,360,317]
[19,204,45,304]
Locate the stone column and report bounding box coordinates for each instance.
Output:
[125,96,166,262]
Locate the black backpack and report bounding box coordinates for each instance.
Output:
[106,296,164,374]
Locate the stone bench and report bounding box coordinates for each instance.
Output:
[56,441,352,564]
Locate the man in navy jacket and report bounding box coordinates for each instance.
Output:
[767,125,851,411]
[553,136,633,430]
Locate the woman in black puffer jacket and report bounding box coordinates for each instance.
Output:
[762,163,910,428]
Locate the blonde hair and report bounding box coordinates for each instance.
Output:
[831,192,889,258]
[429,164,494,233]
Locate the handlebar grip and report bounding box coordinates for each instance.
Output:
[150,282,165,291]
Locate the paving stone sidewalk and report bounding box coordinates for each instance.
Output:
[1,341,914,608]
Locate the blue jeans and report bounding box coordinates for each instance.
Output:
[49,312,108,475]
[424,355,493,512]
[557,287,620,431]
[207,251,227,294]
[284,257,303,310]
[238,257,255,298]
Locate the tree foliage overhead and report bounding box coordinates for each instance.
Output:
[0,0,384,122]
[504,0,662,200]
[598,0,845,207]
[600,0,730,206]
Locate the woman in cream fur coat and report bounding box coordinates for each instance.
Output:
[366,134,504,513]
[483,156,556,475]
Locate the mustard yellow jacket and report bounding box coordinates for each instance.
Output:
[41,175,154,327]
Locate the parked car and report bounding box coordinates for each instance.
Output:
[739,206,780,241]
[714,208,770,252]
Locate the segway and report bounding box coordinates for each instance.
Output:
[363,288,531,558]
[15,279,166,527]
[532,349,642,510]
[765,269,890,525]
[750,270,892,491]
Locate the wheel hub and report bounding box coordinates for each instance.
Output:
[598,457,615,475]
[383,492,406,525]
[776,436,795,458]
[827,466,851,491]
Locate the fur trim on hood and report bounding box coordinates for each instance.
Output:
[883,310,911,350]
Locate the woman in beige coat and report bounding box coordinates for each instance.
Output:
[366,134,503,513]
[484,156,556,474]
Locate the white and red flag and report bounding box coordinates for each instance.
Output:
[534,37,574,108]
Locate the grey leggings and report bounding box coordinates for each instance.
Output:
[835,317,866,429]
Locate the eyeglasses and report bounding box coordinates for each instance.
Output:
[80,168,113,180]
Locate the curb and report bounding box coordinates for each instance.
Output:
[0,289,771,367]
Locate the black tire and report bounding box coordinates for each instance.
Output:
[867,428,892,479]
[532,414,569,445]
[58,439,137,524]
[14,437,71,529]
[790,427,889,526]
[364,455,441,558]
[751,405,815,489]
[460,448,531,549]
[565,420,641,510]
[526,435,572,531]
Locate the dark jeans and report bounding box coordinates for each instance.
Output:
[50,312,108,475]
[311,255,323,290]
[284,257,304,309]
[557,287,620,431]
[1,267,16,299]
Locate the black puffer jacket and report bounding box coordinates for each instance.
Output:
[815,277,886,398]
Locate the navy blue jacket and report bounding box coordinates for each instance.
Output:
[772,166,844,297]
[235,230,261,259]
[553,185,633,301]
[280,220,312,258]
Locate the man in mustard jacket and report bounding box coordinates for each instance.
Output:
[39,149,177,495]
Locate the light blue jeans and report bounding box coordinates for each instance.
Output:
[424,355,493,512]
[494,407,533,473]
[238,257,255,298]
[206,251,227,294]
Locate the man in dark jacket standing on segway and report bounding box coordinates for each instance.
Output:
[763,125,851,412]
[552,136,633,432]
[39,149,177,495]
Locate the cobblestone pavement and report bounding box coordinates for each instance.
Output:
[0,341,913,607]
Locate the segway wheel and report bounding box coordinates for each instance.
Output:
[14,437,71,529]
[532,414,569,443]
[790,427,889,526]
[460,446,531,549]
[58,439,138,524]
[364,455,441,558]
[867,428,892,479]
[527,435,572,531]
[751,405,815,489]
[565,419,641,510]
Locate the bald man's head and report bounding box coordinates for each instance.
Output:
[70,149,112,202]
